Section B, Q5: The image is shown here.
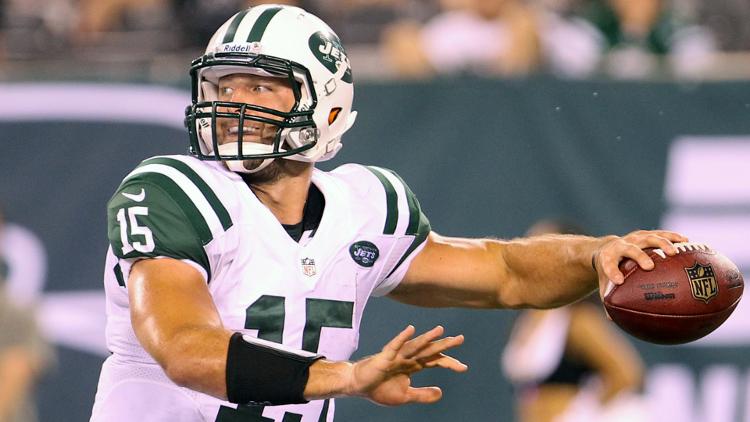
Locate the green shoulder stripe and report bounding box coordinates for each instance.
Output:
[365,166,398,235]
[377,168,431,278]
[140,157,233,231]
[386,226,430,279]
[382,169,430,236]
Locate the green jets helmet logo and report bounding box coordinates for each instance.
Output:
[308,31,353,83]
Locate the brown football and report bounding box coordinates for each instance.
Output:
[603,242,744,345]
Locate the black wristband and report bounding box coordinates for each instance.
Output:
[225,332,324,405]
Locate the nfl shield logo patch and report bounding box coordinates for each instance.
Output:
[685,262,718,303]
[301,257,316,277]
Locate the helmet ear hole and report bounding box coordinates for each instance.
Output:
[328,107,342,125]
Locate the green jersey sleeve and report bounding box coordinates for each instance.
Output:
[107,177,211,280]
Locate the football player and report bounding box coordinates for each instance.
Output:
[90,5,686,421]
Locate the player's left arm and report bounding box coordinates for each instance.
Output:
[388,230,687,309]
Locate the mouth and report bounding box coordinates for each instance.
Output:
[220,124,277,144]
[227,125,260,136]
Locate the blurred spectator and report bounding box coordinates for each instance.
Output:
[501,218,647,422]
[0,288,52,422]
[76,0,172,43]
[696,0,750,51]
[0,210,53,422]
[0,0,5,61]
[2,0,78,59]
[0,0,744,79]
[382,0,541,77]
[535,0,604,77]
[172,0,251,50]
[316,0,436,46]
[580,0,717,78]
[0,207,46,308]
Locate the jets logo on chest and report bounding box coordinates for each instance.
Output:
[301,257,317,277]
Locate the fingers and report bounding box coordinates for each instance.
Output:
[400,325,445,358]
[383,325,466,372]
[644,234,679,256]
[382,325,416,359]
[599,229,690,285]
[599,242,650,284]
[627,231,681,255]
[364,326,466,407]
[409,334,465,361]
[421,353,468,372]
[647,230,689,245]
[405,332,467,375]
[405,386,443,404]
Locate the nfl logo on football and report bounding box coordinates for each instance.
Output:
[301,257,316,277]
[685,262,718,303]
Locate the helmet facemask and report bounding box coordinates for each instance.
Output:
[186,53,319,173]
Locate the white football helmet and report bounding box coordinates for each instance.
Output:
[185,4,357,172]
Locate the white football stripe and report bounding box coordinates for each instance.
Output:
[125,164,224,238]
[662,213,750,265]
[603,280,616,298]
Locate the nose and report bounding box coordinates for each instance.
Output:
[221,90,258,117]
[227,87,256,106]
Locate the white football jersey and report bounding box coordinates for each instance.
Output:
[91,155,430,422]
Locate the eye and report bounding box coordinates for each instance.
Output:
[219,86,234,97]
[252,84,272,93]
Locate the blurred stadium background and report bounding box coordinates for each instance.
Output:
[1,0,749,421]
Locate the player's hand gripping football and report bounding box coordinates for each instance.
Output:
[346,325,467,406]
[592,229,688,299]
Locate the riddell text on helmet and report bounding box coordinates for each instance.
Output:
[221,43,262,53]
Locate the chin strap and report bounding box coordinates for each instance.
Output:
[218,142,279,173]
[225,157,275,173]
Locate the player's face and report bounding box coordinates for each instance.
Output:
[216,73,295,146]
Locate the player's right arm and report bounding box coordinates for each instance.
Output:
[107,158,233,397]
[128,258,231,398]
[129,258,467,404]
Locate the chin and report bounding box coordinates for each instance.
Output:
[239,160,284,184]
[241,158,267,172]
